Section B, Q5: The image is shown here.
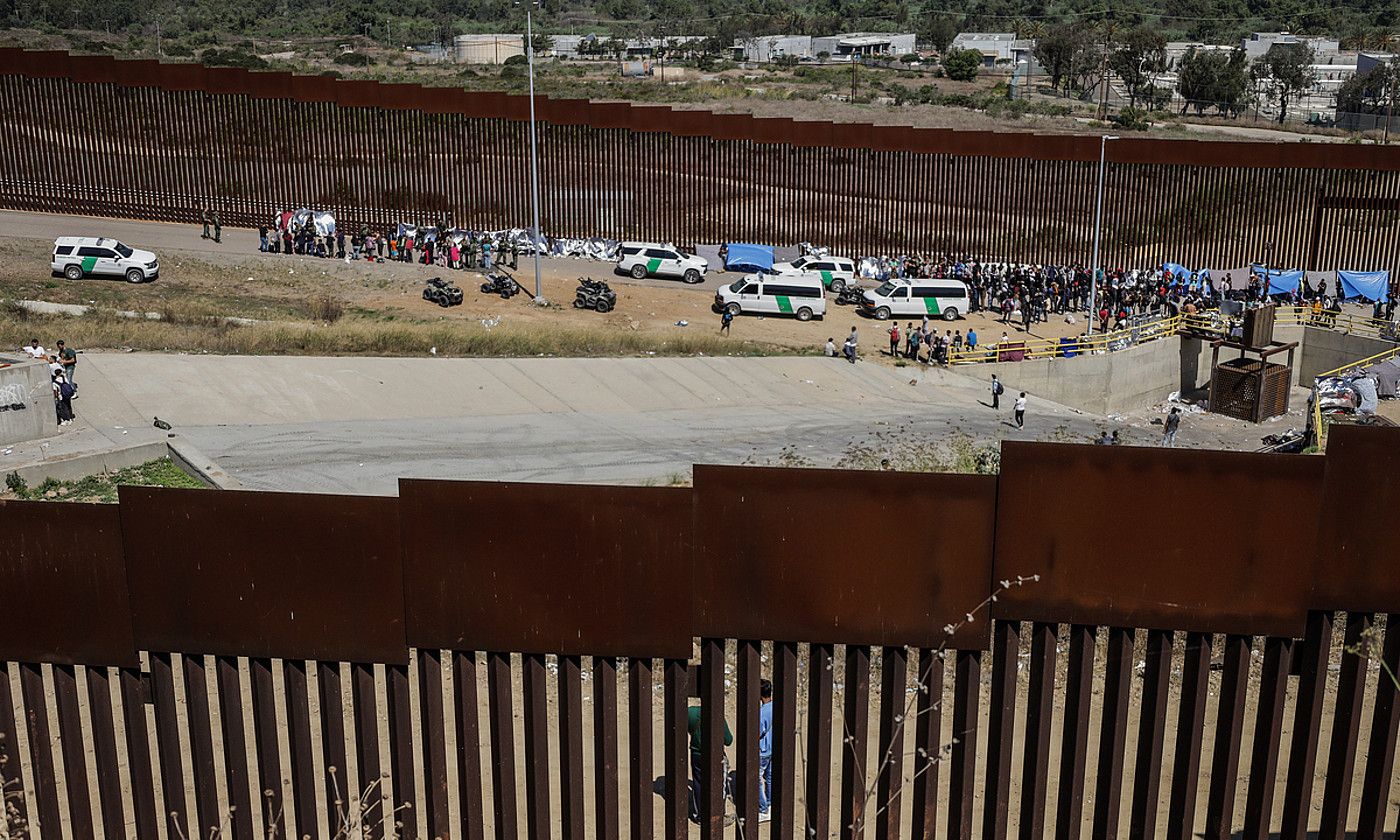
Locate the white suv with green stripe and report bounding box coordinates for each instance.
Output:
[616,242,708,284]
[51,237,159,283]
[860,279,969,321]
[773,255,856,292]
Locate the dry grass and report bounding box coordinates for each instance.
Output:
[0,309,789,358]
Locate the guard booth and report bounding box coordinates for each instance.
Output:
[1208,304,1297,422]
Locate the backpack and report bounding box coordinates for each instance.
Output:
[59,381,75,399]
[993,380,1004,395]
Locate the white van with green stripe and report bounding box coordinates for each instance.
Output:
[772,255,856,292]
[616,242,708,284]
[715,273,826,321]
[51,237,159,283]
[860,279,969,321]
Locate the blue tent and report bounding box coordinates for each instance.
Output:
[1252,265,1303,296]
[724,243,774,273]
[1338,270,1390,301]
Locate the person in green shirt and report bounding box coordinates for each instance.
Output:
[687,705,733,824]
[55,340,76,385]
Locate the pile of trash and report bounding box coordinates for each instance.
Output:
[394,222,618,260]
[1162,391,1207,414]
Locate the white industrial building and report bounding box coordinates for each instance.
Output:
[1241,32,1341,61]
[951,33,1015,65]
[732,35,813,63]
[557,34,706,60]
[811,32,917,58]
[454,34,524,65]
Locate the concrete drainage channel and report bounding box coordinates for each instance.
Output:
[7,438,242,489]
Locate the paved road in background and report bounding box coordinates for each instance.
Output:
[71,353,1099,493]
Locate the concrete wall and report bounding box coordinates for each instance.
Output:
[1298,326,1396,381]
[966,337,1210,415]
[0,358,55,446]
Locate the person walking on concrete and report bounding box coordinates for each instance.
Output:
[1163,407,1181,447]
[211,210,222,244]
[1014,392,1027,429]
[52,370,75,426]
[200,208,211,240]
[720,308,733,336]
[990,374,1003,409]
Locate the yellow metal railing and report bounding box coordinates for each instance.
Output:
[1311,341,1400,449]
[949,305,1398,368]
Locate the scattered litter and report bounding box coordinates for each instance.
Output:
[480,316,501,329]
[430,346,438,355]
[675,320,689,327]
[1064,314,1077,324]
[801,379,814,384]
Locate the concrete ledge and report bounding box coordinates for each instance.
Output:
[5,438,243,489]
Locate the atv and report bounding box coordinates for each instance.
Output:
[422,276,464,307]
[573,277,617,313]
[480,273,520,299]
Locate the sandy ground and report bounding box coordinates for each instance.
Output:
[0,211,1085,359]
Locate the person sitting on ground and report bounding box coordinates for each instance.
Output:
[824,337,836,357]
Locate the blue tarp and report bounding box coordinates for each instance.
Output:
[724,243,774,273]
[1252,265,1303,296]
[1338,270,1390,301]
[1163,263,1210,287]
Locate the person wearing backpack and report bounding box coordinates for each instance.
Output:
[720,307,734,336]
[53,371,75,426]
[990,374,1004,409]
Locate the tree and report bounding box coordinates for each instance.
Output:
[1033,23,1096,97]
[1176,47,1249,116]
[942,47,982,81]
[1251,42,1316,123]
[1337,60,1396,114]
[920,14,957,54]
[1109,26,1166,109]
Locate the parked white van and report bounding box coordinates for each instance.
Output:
[616,242,708,284]
[51,237,159,283]
[715,273,826,321]
[859,279,969,321]
[772,255,857,292]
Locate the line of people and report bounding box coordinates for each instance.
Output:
[20,337,77,427]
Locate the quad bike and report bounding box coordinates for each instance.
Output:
[573,277,617,313]
[835,284,866,306]
[480,273,520,299]
[422,276,464,307]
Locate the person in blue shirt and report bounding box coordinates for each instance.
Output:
[967,328,978,351]
[758,679,774,821]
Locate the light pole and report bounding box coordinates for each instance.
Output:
[525,2,545,302]
[1088,134,1118,335]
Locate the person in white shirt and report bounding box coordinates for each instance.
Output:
[824,338,836,357]
[21,338,46,360]
[1014,393,1027,429]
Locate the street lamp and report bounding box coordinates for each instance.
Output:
[524,0,546,302]
[1088,134,1118,335]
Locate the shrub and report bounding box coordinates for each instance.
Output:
[334,51,372,67]
[1117,106,1151,131]
[309,295,345,323]
[503,53,528,66]
[200,48,269,70]
[942,48,982,81]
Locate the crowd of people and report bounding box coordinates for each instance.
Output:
[254,214,525,271]
[19,338,77,427]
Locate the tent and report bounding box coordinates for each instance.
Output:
[1252,265,1303,297]
[724,243,774,273]
[1338,270,1390,302]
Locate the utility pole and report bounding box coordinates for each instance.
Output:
[525,2,545,302]
[851,54,858,100]
[1385,60,1397,144]
[1089,134,1119,334]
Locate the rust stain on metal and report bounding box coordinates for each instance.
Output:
[1314,425,1400,612]
[692,464,996,649]
[399,479,693,659]
[118,486,406,662]
[0,500,137,666]
[993,441,1321,637]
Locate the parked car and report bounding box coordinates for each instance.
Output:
[51,237,159,283]
[616,241,708,284]
[772,255,857,292]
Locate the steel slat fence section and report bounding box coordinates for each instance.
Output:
[592,656,620,840]
[1055,625,1096,840]
[1019,622,1057,840]
[83,666,127,840]
[8,447,1400,838]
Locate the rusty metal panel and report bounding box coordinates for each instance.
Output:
[399,479,692,658]
[204,66,246,95]
[118,486,406,662]
[1314,425,1400,611]
[0,500,137,666]
[993,441,1321,637]
[69,54,115,84]
[692,465,995,649]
